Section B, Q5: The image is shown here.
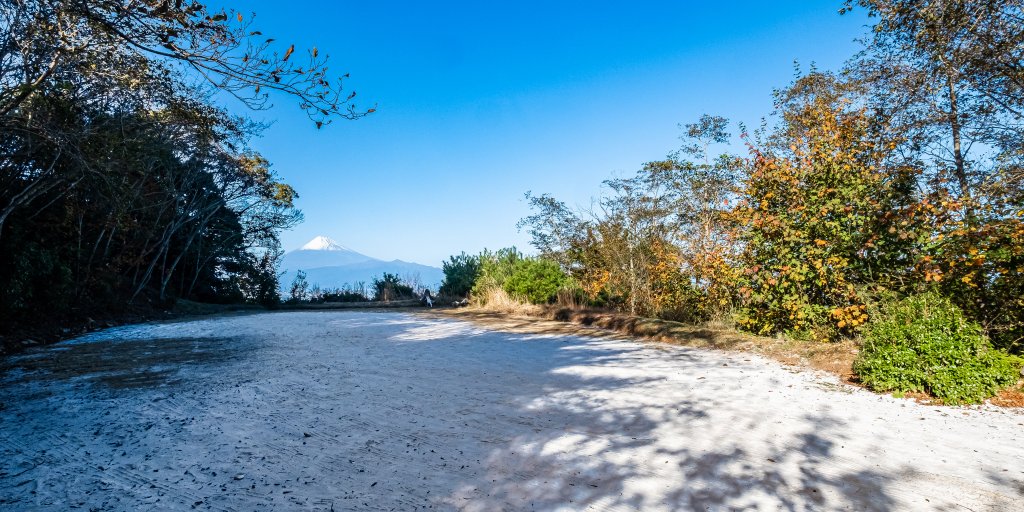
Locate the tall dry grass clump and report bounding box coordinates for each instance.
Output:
[473,287,543,316]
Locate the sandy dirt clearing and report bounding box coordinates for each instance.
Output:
[1,311,1021,511]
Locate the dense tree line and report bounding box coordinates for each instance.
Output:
[508,1,1024,402]
[517,1,1024,345]
[286,271,428,304]
[0,1,366,337]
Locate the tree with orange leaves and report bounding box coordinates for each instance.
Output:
[733,72,921,338]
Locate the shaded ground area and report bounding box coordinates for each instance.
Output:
[0,298,263,358]
[1,311,1021,510]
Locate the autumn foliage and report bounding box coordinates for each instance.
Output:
[733,82,922,339]
[513,1,1024,402]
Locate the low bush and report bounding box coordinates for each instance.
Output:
[853,292,1022,405]
[372,273,415,301]
[314,288,368,303]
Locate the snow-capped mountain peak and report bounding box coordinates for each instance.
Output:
[300,236,350,252]
[284,236,374,273]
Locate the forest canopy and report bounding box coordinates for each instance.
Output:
[0,1,367,335]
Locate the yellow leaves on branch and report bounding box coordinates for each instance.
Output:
[831,304,868,329]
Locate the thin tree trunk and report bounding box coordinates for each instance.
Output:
[948,76,974,222]
[0,152,65,243]
[159,203,223,300]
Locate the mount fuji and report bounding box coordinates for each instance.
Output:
[279,236,443,292]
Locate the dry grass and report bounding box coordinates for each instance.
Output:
[990,382,1024,408]
[471,288,544,317]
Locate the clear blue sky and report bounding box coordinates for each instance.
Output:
[229,1,871,266]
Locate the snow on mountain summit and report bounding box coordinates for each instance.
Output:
[280,235,444,291]
[300,235,350,251]
[283,236,374,274]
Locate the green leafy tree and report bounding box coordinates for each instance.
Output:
[439,252,481,298]
[504,258,569,304]
[472,248,526,297]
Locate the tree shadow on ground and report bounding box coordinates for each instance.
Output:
[384,318,907,511]
[0,336,248,390]
[0,312,1014,511]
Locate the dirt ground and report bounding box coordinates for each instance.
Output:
[438,307,1024,407]
[1,311,1022,510]
[432,308,862,379]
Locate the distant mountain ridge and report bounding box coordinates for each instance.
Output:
[280,236,443,292]
[283,236,375,271]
